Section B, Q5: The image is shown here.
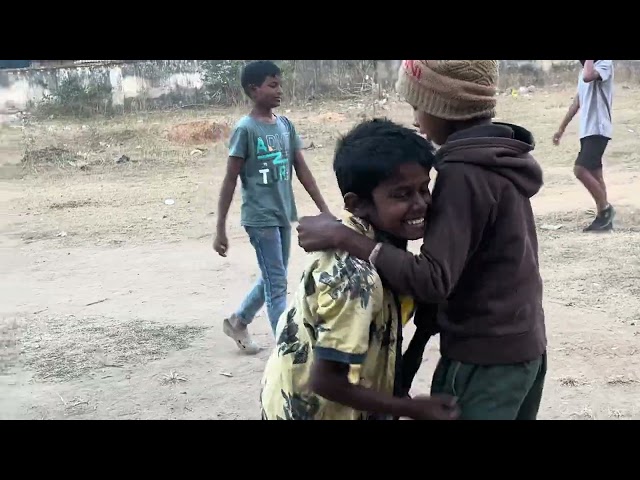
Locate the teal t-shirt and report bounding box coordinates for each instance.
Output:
[229,115,302,228]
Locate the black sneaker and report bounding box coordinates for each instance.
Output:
[601,205,615,224]
[583,205,614,232]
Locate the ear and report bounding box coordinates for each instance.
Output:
[344,192,371,218]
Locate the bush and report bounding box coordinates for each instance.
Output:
[33,76,113,117]
[199,60,248,106]
[199,60,379,105]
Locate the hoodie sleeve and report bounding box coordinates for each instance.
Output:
[373,164,494,303]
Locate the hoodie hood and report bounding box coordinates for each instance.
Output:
[435,122,543,198]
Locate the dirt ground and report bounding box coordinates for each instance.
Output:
[1,85,640,420]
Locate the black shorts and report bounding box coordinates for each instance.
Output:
[575,135,609,171]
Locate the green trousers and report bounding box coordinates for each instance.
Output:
[431,353,547,420]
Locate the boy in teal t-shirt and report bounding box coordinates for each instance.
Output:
[214,61,329,353]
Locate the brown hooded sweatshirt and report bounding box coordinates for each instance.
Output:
[375,122,547,365]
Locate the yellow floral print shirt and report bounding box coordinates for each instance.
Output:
[260,212,415,420]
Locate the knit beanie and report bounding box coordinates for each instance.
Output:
[396,60,499,121]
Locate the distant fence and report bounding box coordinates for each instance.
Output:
[1,60,637,115]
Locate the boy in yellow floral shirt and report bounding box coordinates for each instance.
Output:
[260,119,459,420]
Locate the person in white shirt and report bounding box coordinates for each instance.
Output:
[553,60,614,232]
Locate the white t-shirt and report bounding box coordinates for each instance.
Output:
[578,60,614,139]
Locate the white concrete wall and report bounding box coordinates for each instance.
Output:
[0,60,204,113]
[1,60,637,114]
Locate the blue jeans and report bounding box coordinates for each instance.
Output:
[235,226,291,335]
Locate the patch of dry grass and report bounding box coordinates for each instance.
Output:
[0,317,22,375]
[21,315,208,382]
[18,108,242,176]
[497,86,640,170]
[570,406,596,420]
[7,85,640,179]
[538,227,640,323]
[608,408,624,419]
[0,124,26,171]
[161,370,188,386]
[606,375,638,386]
[559,376,588,387]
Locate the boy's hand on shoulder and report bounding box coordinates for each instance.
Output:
[213,230,229,257]
[297,212,342,252]
[407,394,460,420]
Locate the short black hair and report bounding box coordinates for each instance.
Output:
[334,118,436,200]
[240,61,281,96]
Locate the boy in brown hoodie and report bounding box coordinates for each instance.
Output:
[297,60,548,420]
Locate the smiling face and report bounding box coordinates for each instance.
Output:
[365,162,432,241]
[336,118,436,240]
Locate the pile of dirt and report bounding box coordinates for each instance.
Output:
[167,121,231,145]
[22,315,209,382]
